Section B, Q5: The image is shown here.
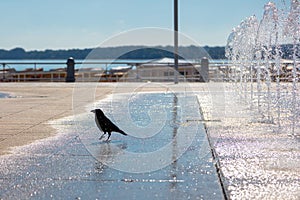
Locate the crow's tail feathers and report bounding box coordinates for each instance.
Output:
[118,130,128,136]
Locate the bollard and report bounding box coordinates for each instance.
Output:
[66,57,75,82]
[2,64,6,80]
[200,57,209,82]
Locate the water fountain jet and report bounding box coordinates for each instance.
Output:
[226,0,300,135]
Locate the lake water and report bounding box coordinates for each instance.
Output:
[0,59,151,71]
[0,59,227,72]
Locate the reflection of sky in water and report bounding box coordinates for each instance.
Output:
[0,91,223,199]
[128,93,172,127]
[0,92,10,98]
[83,92,202,173]
[89,93,185,153]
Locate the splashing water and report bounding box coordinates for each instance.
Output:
[226,0,300,136]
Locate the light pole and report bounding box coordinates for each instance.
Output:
[174,0,179,84]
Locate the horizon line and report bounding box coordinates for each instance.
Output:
[1,44,226,52]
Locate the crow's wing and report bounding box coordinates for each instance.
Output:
[104,116,120,131]
[95,114,106,132]
[95,116,102,131]
[104,116,126,135]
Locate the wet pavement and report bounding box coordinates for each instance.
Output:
[0,91,224,199]
[1,82,299,199]
[0,93,11,98]
[197,84,300,200]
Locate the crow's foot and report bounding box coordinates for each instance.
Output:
[99,134,106,140]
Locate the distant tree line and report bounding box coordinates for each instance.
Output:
[1,44,297,60]
[0,45,227,60]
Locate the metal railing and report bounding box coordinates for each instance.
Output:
[2,59,298,82]
[0,58,215,82]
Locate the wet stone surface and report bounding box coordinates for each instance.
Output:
[0,92,224,199]
[0,92,13,98]
[197,86,300,200]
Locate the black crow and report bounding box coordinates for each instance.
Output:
[91,108,127,141]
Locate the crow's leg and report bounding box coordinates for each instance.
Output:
[106,132,112,141]
[99,132,106,140]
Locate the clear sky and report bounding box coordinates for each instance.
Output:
[0,0,289,50]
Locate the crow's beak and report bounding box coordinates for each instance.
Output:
[91,110,95,113]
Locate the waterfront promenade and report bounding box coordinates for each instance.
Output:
[0,82,299,199]
[0,83,113,155]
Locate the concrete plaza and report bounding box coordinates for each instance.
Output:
[0,82,299,199]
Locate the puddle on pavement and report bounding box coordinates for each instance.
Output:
[0,92,223,199]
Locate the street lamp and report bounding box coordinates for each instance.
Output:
[174,0,179,84]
